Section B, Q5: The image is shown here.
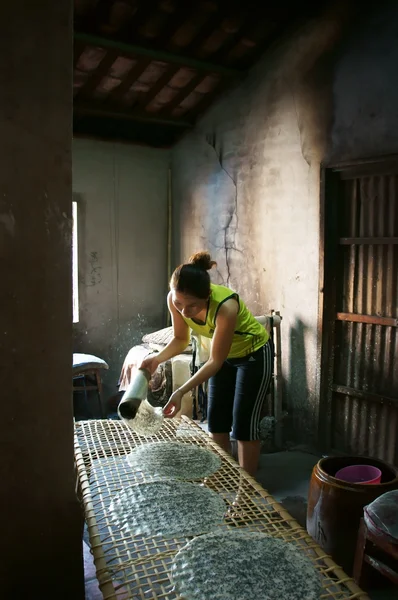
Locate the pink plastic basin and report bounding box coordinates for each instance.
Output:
[335,464,382,485]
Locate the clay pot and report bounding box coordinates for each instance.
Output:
[307,455,398,574]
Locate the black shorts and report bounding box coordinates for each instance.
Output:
[207,340,274,441]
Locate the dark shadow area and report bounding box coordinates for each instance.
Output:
[287,318,310,444]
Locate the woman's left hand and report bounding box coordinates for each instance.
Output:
[163,389,184,418]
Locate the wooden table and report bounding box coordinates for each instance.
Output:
[74,417,370,600]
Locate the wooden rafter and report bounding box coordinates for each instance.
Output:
[109,58,152,104]
[160,72,206,115]
[128,1,158,39]
[72,0,328,146]
[140,64,181,108]
[73,39,85,70]
[76,51,118,99]
[153,2,195,48]
[184,9,224,54]
[211,12,267,62]
[187,77,230,120]
[74,101,192,128]
[74,32,242,76]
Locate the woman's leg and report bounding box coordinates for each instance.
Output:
[207,361,236,455]
[232,341,274,476]
[210,432,232,454]
[237,440,262,477]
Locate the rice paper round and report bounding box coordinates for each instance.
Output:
[126,441,221,479]
[171,530,322,600]
[109,480,225,539]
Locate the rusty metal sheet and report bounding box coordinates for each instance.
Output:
[331,173,398,465]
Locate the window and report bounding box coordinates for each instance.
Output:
[72,200,79,323]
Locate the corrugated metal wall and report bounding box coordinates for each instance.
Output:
[323,166,398,465]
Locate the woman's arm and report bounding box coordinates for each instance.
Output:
[163,298,238,415]
[140,292,190,374]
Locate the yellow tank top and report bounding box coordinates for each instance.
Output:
[182,283,268,358]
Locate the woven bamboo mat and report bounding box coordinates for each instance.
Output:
[74,417,370,600]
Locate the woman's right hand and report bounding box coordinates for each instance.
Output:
[139,354,160,376]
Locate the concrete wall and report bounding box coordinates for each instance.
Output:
[0,1,84,598]
[171,2,398,446]
[331,3,398,161]
[73,139,169,409]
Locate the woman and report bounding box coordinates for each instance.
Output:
[140,251,273,476]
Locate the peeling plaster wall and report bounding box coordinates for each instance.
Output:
[73,139,169,409]
[171,3,398,445]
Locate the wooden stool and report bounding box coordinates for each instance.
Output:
[353,490,398,588]
[73,353,109,418]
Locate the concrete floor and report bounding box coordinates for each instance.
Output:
[255,450,317,528]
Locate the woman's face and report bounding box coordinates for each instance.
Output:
[171,290,208,319]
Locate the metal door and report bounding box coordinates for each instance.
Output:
[320,157,398,464]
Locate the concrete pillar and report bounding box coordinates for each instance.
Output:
[0,2,84,598]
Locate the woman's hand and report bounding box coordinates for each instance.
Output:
[139,354,160,376]
[163,389,184,418]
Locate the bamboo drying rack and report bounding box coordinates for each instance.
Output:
[74,417,370,600]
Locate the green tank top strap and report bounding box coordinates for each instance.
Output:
[183,283,269,358]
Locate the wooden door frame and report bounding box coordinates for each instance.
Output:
[317,153,398,452]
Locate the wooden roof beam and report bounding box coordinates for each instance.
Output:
[76,50,118,100]
[184,10,224,55]
[140,64,181,108]
[74,32,242,77]
[159,72,206,115]
[73,39,86,69]
[152,2,195,48]
[109,58,152,104]
[74,101,192,128]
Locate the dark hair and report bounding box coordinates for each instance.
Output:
[170,251,217,299]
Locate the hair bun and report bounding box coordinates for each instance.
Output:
[188,251,217,271]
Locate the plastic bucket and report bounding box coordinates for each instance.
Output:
[335,464,382,485]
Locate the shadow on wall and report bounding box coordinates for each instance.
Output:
[285,318,310,444]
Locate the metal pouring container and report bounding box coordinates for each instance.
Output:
[118,368,151,421]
